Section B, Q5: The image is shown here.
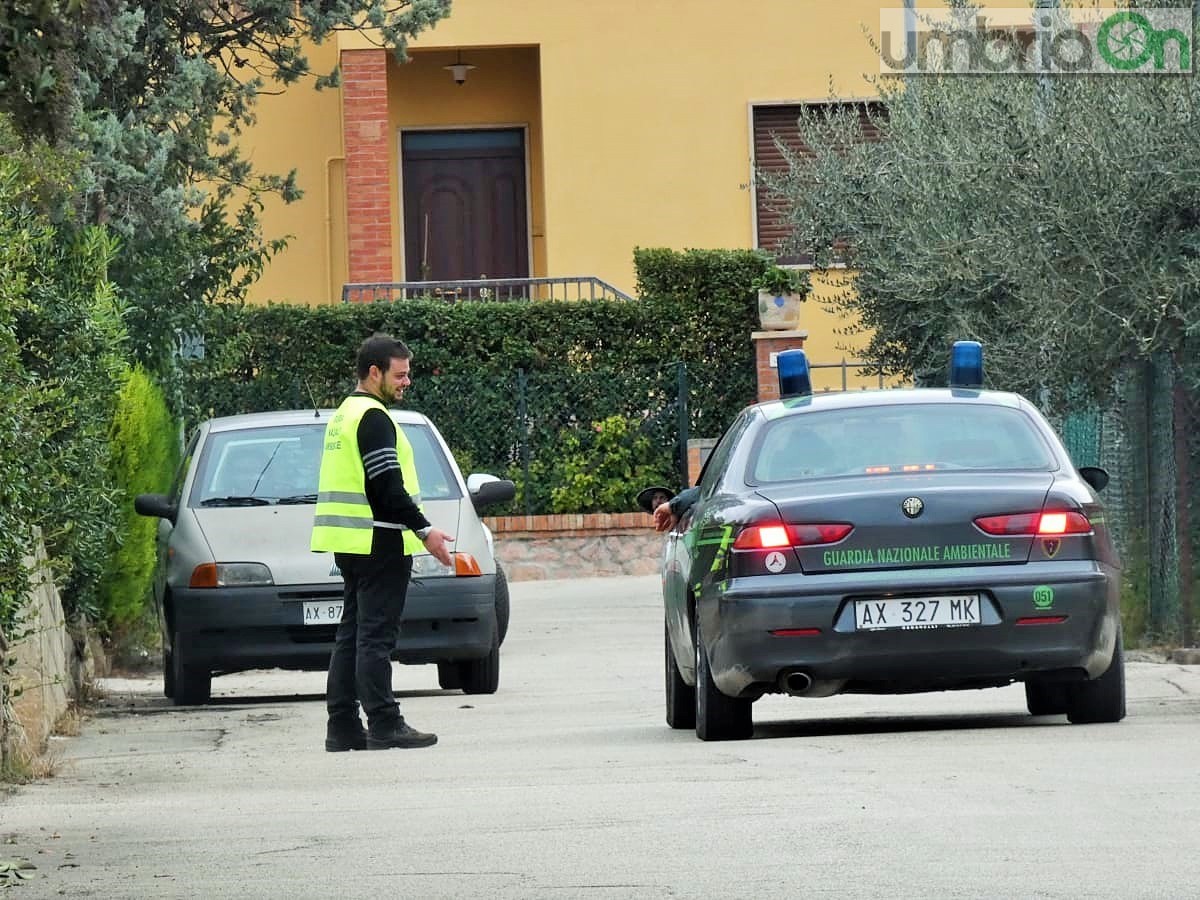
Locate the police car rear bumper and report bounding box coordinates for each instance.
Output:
[698,560,1120,699]
[171,574,498,674]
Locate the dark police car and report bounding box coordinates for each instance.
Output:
[654,343,1125,741]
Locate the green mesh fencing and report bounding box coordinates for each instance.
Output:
[1053,362,1197,646]
[403,364,691,516]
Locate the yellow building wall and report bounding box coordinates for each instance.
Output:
[248,0,902,374]
[236,39,345,303]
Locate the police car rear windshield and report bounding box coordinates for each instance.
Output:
[749,403,1056,483]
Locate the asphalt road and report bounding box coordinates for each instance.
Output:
[3,574,1200,899]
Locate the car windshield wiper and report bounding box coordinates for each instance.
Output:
[199,496,273,507]
[276,494,318,505]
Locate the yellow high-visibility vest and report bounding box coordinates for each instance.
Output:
[310,394,424,555]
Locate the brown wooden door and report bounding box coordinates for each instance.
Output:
[402,129,529,283]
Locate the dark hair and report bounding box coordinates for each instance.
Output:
[356,333,411,380]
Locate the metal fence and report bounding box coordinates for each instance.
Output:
[809,359,906,392]
[342,276,635,304]
[402,363,693,517]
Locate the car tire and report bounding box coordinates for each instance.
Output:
[495,565,510,646]
[171,631,212,706]
[694,619,752,741]
[459,626,500,695]
[1024,678,1069,716]
[665,620,695,729]
[1066,630,1127,725]
[436,662,463,691]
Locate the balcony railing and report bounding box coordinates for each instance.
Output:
[342,276,635,304]
[809,359,909,391]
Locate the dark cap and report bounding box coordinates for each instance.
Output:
[636,485,675,514]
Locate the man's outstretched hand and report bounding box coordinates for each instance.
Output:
[422,528,455,566]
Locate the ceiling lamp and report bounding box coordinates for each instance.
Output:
[444,51,476,86]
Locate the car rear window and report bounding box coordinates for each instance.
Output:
[749,403,1056,483]
[188,422,462,506]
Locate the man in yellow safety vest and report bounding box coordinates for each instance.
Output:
[312,333,454,751]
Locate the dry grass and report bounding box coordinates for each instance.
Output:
[23,742,65,779]
[0,699,88,783]
[1,734,67,782]
[51,703,85,738]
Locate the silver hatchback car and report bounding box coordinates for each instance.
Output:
[135,408,515,705]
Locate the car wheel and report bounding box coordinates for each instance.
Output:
[495,564,510,646]
[1024,678,1069,716]
[694,619,752,741]
[459,625,500,695]
[665,620,695,729]
[1066,630,1127,725]
[436,662,463,691]
[171,631,212,706]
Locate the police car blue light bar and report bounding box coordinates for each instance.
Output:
[949,340,984,389]
[777,348,812,399]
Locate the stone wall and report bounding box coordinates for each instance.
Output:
[485,513,665,581]
[1,538,75,772]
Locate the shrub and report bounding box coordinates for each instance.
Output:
[98,368,179,638]
[752,264,811,297]
[547,416,676,514]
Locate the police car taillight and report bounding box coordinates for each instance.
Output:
[973,510,1092,536]
[1036,511,1092,535]
[733,523,854,549]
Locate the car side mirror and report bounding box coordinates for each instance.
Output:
[1078,466,1109,492]
[135,493,178,523]
[467,474,516,512]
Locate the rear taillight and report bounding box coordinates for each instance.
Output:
[733,523,853,549]
[1036,511,1091,535]
[974,510,1092,537]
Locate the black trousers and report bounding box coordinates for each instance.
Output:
[326,550,413,730]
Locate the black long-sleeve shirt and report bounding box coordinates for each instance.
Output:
[352,392,431,553]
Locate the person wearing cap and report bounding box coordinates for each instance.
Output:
[311,333,455,752]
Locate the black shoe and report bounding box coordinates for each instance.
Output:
[325,722,368,752]
[366,721,438,750]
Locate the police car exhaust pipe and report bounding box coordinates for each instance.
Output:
[779,669,814,695]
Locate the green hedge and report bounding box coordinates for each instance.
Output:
[98,368,179,638]
[178,248,771,513]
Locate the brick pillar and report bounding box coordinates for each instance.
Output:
[753,329,808,402]
[687,439,718,486]
[342,49,393,287]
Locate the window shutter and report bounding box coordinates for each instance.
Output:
[753,103,884,265]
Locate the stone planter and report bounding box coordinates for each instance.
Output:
[757,290,804,331]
